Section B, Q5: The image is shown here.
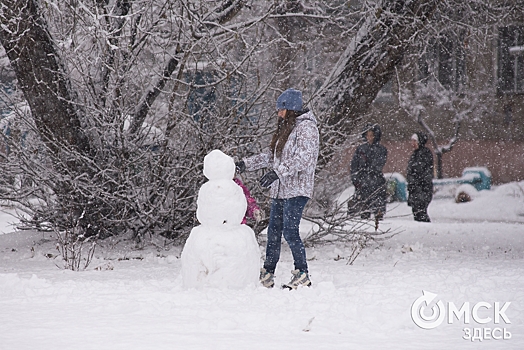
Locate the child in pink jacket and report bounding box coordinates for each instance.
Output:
[233,177,263,225]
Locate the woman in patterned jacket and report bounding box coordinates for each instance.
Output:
[235,88,319,289]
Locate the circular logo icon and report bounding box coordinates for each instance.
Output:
[411,290,445,329]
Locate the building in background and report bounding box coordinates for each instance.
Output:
[361,17,524,184]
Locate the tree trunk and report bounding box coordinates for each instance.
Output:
[436,151,443,179]
[274,1,303,90]
[417,110,461,180]
[317,0,439,166]
[0,0,90,155]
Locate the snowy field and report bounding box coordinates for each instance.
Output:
[1,181,523,349]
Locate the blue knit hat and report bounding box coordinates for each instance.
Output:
[276,88,303,111]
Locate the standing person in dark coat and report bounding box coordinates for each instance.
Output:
[406,132,434,222]
[349,123,388,220]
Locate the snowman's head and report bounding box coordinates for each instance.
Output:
[203,149,235,181]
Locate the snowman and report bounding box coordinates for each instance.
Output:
[181,149,260,289]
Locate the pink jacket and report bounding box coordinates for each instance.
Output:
[234,177,260,224]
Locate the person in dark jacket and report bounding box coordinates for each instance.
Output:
[406,132,434,222]
[349,123,388,220]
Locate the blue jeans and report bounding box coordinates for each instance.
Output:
[263,196,309,274]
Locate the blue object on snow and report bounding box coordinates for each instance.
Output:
[385,173,408,202]
[433,167,491,192]
[461,167,491,191]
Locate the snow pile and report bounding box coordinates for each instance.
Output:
[493,181,524,197]
[181,149,260,289]
[464,166,492,178]
[431,181,524,223]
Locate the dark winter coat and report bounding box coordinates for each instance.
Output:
[407,133,434,208]
[350,124,388,213]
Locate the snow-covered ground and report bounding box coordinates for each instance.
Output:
[1,182,523,349]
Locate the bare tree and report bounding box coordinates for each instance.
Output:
[394,0,521,178]
[309,0,523,210]
[2,0,513,249]
[398,85,474,179]
[0,0,442,244]
[0,0,269,241]
[416,107,462,180]
[308,0,440,213]
[0,0,355,243]
[315,0,440,165]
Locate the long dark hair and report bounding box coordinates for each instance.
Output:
[270,110,298,158]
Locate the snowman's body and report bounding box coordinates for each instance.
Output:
[181,150,260,289]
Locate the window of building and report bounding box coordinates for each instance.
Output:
[418,33,466,92]
[498,25,524,94]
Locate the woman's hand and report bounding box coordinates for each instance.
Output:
[259,170,279,188]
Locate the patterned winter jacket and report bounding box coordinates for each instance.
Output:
[243,110,319,199]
